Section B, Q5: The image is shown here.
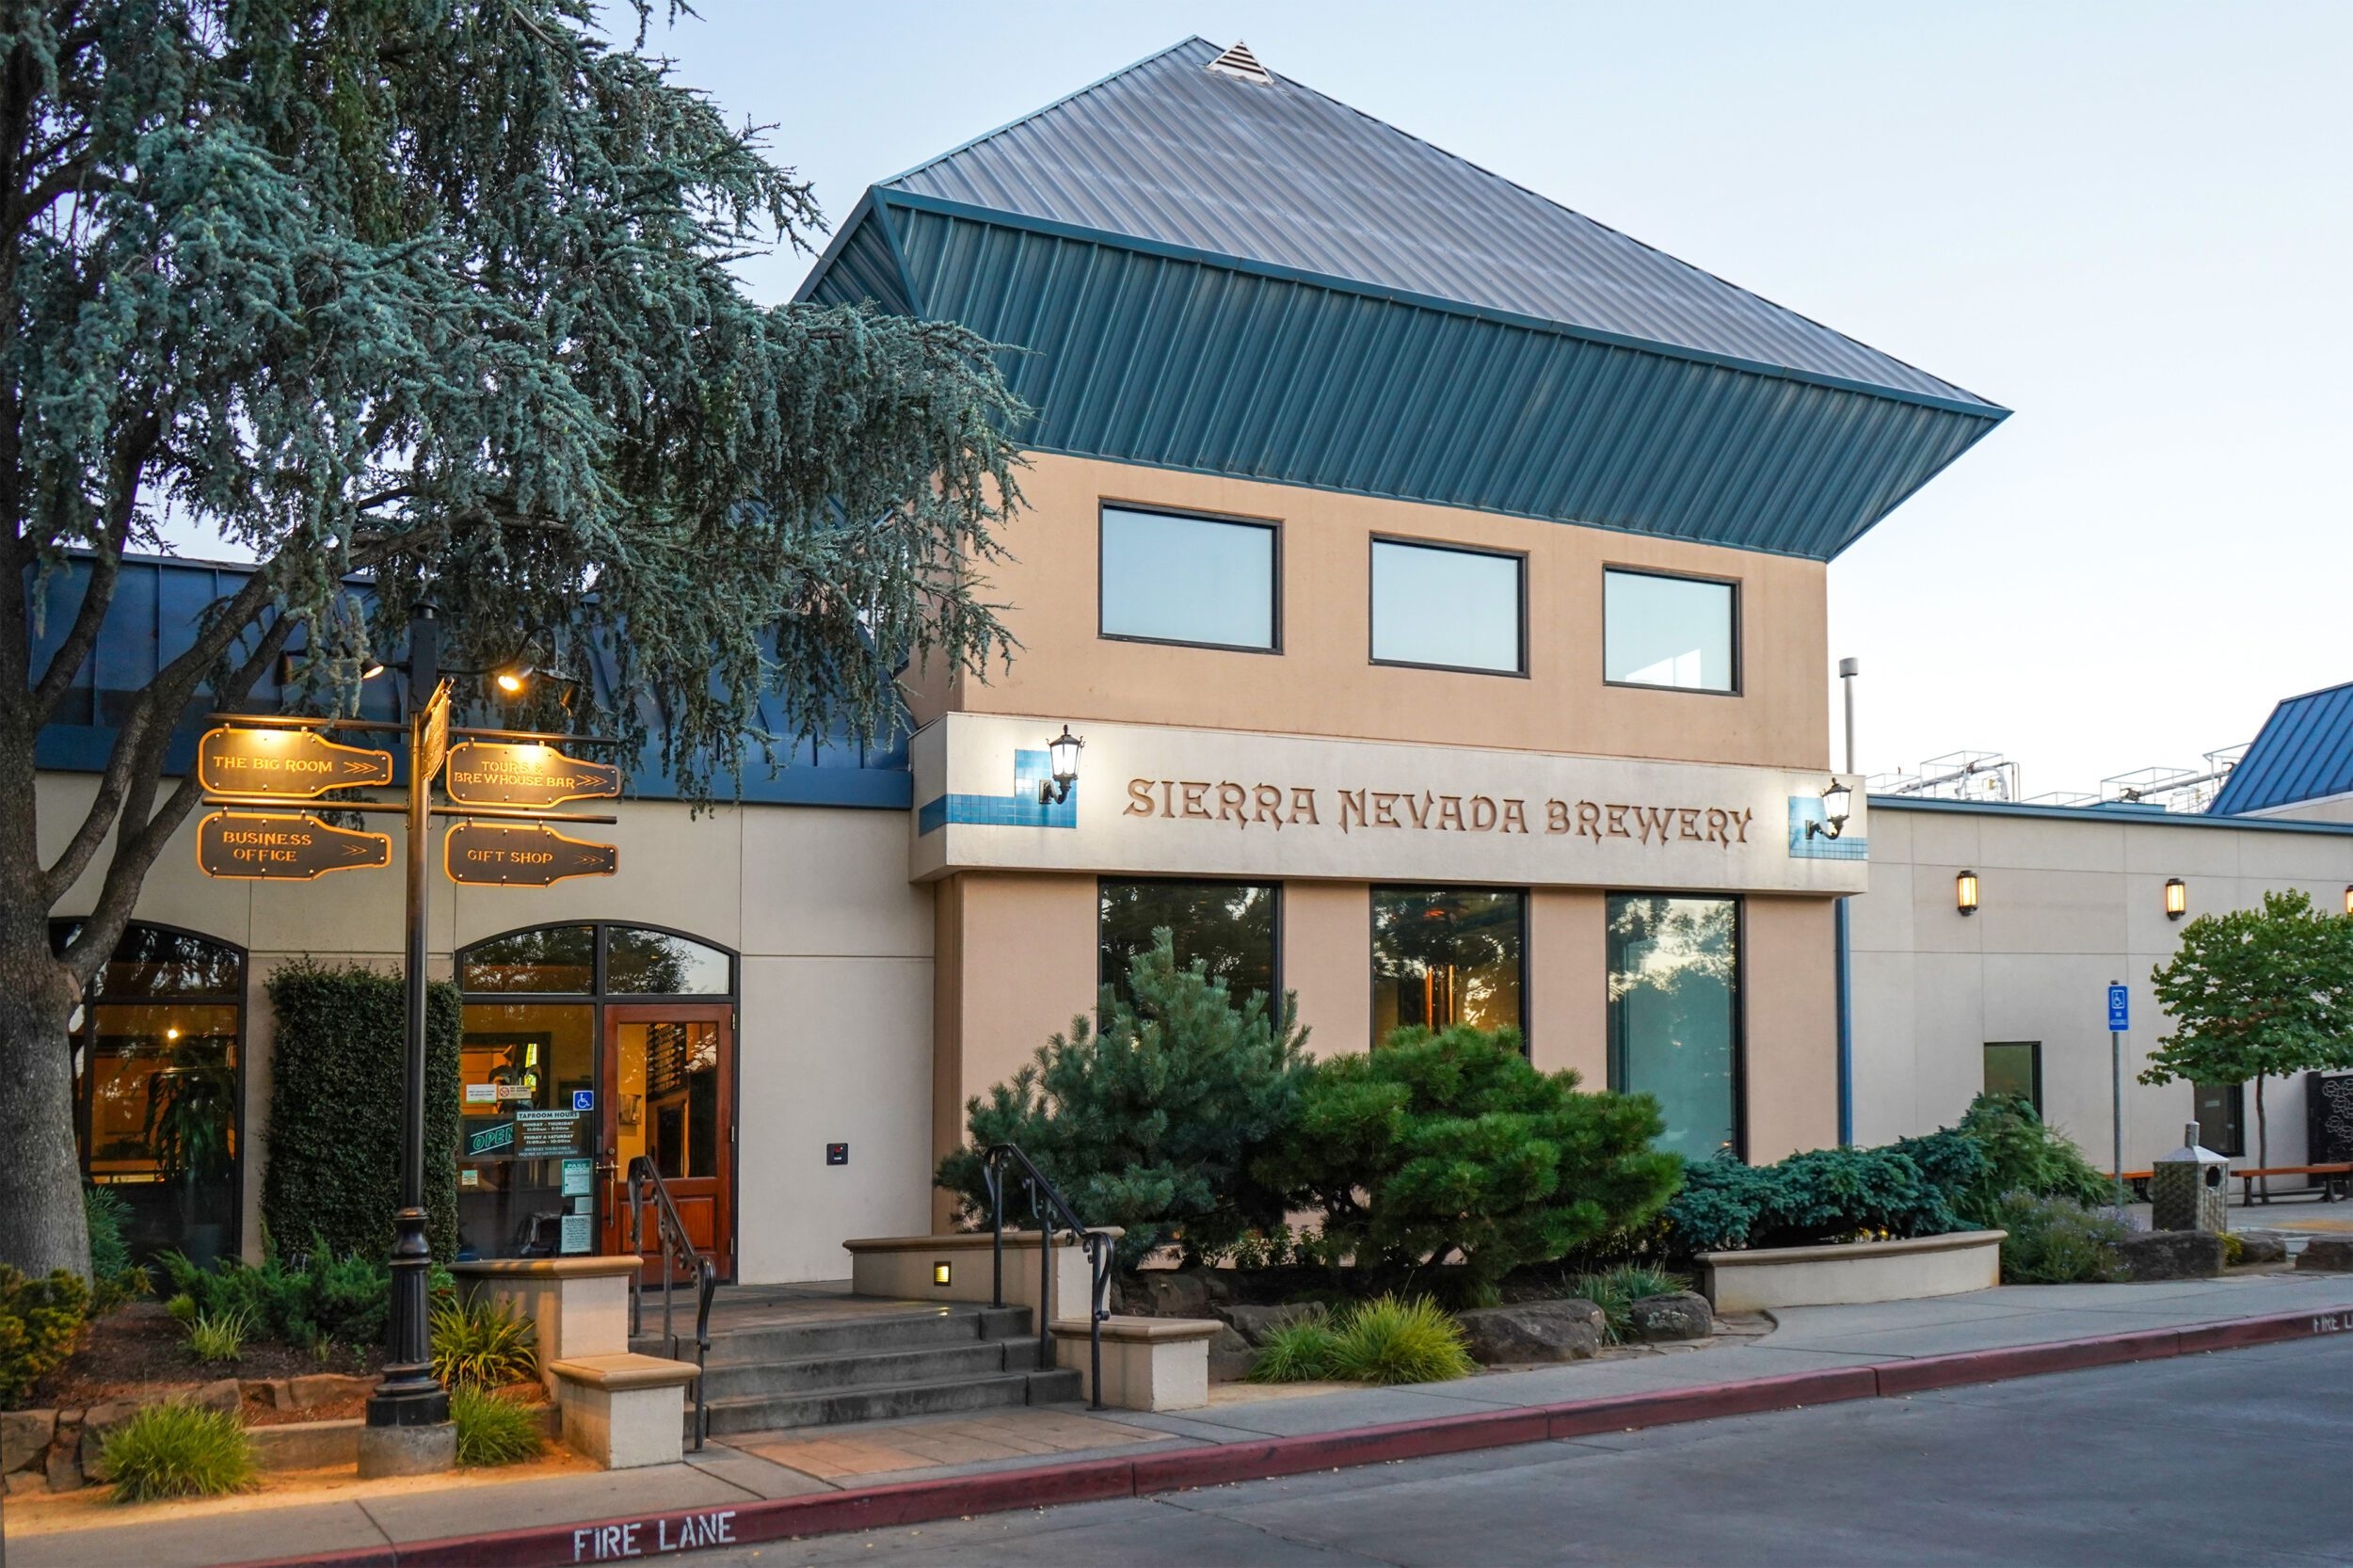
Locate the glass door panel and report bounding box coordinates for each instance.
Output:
[600,1004,732,1283]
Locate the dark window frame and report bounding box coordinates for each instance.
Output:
[1982,1040,2045,1117]
[1367,884,1531,1051]
[1604,891,1747,1161]
[1096,501,1284,655]
[1600,565,1743,696]
[1367,534,1530,679]
[1095,876,1283,1013]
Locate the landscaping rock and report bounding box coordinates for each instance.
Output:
[1454,1298,1605,1365]
[3,1409,56,1473]
[284,1372,376,1411]
[2233,1233,2290,1267]
[2297,1237,2353,1272]
[1217,1302,1326,1347]
[2116,1229,2226,1281]
[192,1378,245,1416]
[1627,1292,1716,1342]
[45,1441,83,1493]
[7,1470,47,1496]
[1129,1270,1211,1320]
[1208,1326,1256,1384]
[79,1396,163,1482]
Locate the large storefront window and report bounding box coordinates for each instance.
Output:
[1098,880,1277,1007]
[1608,894,1739,1160]
[60,923,245,1265]
[456,922,734,1261]
[1370,888,1525,1045]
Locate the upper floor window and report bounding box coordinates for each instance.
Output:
[1370,538,1524,675]
[1604,568,1736,692]
[1099,505,1277,651]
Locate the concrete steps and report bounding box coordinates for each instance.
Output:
[634,1297,1080,1435]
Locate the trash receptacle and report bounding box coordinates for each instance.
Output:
[2151,1121,2230,1234]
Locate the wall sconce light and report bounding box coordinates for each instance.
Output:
[1040,726,1084,804]
[1956,870,1978,916]
[932,1262,952,1288]
[2344,885,2353,918]
[1806,777,1853,841]
[2164,877,2188,920]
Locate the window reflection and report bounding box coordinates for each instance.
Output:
[1098,881,1277,1007]
[1607,895,1738,1160]
[1370,888,1525,1044]
[606,927,730,995]
[460,925,595,993]
[1370,540,1522,673]
[1099,507,1276,650]
[1604,570,1736,692]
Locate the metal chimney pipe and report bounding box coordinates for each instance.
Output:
[1838,657,1860,776]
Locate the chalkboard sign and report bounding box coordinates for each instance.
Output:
[2308,1071,2353,1165]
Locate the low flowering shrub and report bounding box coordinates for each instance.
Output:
[0,1265,89,1410]
[1993,1192,2130,1284]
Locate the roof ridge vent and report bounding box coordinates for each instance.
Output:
[1206,40,1273,84]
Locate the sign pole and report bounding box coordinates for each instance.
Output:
[366,603,450,1445]
[2108,979,2127,1211]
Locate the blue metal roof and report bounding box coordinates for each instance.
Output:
[2208,680,2353,817]
[801,37,2007,561]
[28,554,910,809]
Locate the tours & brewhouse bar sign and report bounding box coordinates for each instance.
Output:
[197,810,392,879]
[443,741,622,810]
[444,821,618,887]
[197,725,393,795]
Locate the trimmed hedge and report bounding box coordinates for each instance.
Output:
[262,961,462,1262]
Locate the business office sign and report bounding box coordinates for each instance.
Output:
[910,712,1866,894]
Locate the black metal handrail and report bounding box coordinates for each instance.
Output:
[979,1143,1113,1411]
[625,1156,717,1451]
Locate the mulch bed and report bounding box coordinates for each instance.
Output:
[31,1301,386,1421]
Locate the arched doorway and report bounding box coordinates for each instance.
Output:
[56,921,247,1266]
[455,922,738,1277]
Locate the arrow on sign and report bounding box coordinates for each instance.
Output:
[443,821,617,888]
[442,742,622,809]
[197,728,392,797]
[197,811,393,880]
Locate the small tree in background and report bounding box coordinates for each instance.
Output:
[937,932,1312,1267]
[2141,889,2353,1185]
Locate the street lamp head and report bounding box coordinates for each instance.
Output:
[1806,777,1853,840]
[494,665,532,696]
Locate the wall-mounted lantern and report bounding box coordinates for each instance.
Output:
[1956,870,1979,916]
[1806,777,1853,841]
[2344,885,2353,918]
[2165,877,2188,920]
[1040,726,1084,804]
[932,1261,952,1288]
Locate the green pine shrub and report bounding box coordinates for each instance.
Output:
[451,1386,545,1466]
[184,1305,253,1365]
[83,1187,150,1312]
[1993,1192,2130,1284]
[1324,1295,1476,1385]
[165,1292,199,1327]
[1245,1312,1340,1384]
[1256,1026,1680,1304]
[102,1404,257,1503]
[1573,1264,1690,1343]
[154,1233,404,1351]
[431,1295,539,1390]
[263,961,462,1263]
[1922,1095,2114,1224]
[1,1266,89,1409]
[1665,1144,1967,1256]
[938,931,1313,1267]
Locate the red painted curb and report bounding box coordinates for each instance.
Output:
[197,1304,2353,1568]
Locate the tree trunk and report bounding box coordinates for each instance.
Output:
[0,927,93,1280]
[2256,1074,2269,1203]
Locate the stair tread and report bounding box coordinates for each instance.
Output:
[705,1369,1045,1410]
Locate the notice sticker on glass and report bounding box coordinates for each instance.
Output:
[459,1168,480,1189]
[558,1213,592,1255]
[464,1084,499,1105]
[560,1158,592,1198]
[572,1195,592,1216]
[513,1109,583,1158]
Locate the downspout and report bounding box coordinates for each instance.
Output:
[1835,896,1853,1146]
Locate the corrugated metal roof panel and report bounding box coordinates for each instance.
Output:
[882,37,1993,410]
[874,206,1992,556]
[2209,680,2353,816]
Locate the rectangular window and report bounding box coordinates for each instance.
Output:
[1099,505,1277,651]
[1608,894,1740,1160]
[1369,538,1524,674]
[2192,1082,2246,1158]
[1983,1042,2043,1116]
[1604,568,1736,692]
[1370,888,1526,1046]
[1098,880,1278,1009]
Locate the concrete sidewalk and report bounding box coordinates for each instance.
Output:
[8,1272,2352,1568]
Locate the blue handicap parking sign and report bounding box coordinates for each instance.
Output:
[572,1088,596,1112]
[2106,985,2130,1032]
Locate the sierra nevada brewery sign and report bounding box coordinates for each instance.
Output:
[443,742,622,810]
[445,821,617,887]
[198,811,392,880]
[197,727,393,796]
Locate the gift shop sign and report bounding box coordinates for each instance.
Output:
[911,712,1866,895]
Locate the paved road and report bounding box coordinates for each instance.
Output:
[705,1336,2353,1567]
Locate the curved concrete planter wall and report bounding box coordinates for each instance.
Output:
[1699,1229,2007,1312]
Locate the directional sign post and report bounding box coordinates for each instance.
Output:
[2106,981,2130,1208]
[198,725,392,796]
[444,820,617,888]
[443,741,621,810]
[197,811,392,879]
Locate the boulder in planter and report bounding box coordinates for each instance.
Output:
[1216,1302,1325,1347]
[1626,1291,1714,1342]
[3,1409,56,1474]
[1454,1298,1604,1365]
[2114,1229,2224,1281]
[2297,1237,2353,1272]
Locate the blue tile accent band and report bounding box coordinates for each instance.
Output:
[917,749,1079,835]
[1788,795,1867,860]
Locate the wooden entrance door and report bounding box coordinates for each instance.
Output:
[599,1003,733,1284]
